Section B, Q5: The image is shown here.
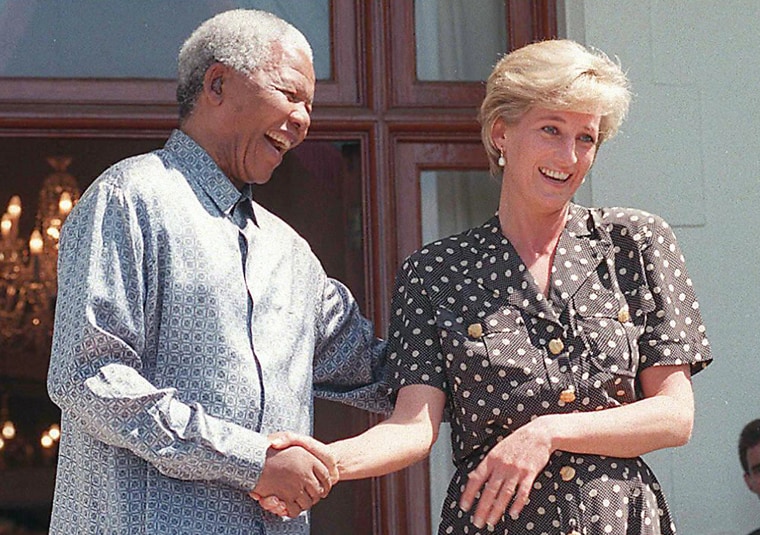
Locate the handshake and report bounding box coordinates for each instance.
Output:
[250,432,338,518]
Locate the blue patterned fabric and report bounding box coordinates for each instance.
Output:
[47,130,390,535]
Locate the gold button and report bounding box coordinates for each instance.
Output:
[548,338,564,355]
[560,466,576,481]
[618,307,631,323]
[559,387,576,403]
[467,323,483,338]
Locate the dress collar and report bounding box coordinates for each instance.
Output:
[458,204,612,321]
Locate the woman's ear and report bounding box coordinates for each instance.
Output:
[490,117,508,152]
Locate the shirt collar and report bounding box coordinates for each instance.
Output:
[475,203,597,248]
[164,129,243,217]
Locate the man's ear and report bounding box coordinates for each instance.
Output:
[203,63,226,104]
[211,77,222,95]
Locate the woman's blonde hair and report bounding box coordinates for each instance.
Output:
[479,39,631,175]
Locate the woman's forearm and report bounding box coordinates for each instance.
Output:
[538,364,694,458]
[331,384,447,480]
[331,420,433,480]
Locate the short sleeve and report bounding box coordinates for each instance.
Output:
[386,258,448,396]
[637,214,712,375]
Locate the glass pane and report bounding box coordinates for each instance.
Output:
[420,170,500,244]
[415,0,506,82]
[419,170,501,531]
[0,0,331,80]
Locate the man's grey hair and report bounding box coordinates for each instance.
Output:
[176,9,313,120]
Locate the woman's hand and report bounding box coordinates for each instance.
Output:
[252,384,446,517]
[250,492,288,517]
[267,431,341,484]
[459,364,694,529]
[459,419,553,529]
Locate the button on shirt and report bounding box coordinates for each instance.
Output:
[47,130,390,535]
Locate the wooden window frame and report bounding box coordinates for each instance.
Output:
[387,0,558,109]
[0,0,362,132]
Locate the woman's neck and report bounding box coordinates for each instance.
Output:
[498,201,569,294]
[499,204,568,254]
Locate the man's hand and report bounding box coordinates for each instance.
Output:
[250,433,339,518]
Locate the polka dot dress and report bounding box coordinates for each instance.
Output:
[387,204,712,535]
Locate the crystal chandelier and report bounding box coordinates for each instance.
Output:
[0,157,79,472]
[0,156,80,354]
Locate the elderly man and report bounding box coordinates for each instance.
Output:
[47,9,388,535]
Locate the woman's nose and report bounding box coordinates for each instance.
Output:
[557,137,579,164]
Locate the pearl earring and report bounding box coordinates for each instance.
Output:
[497,150,505,167]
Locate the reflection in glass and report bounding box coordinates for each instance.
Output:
[0,0,331,79]
[415,0,507,81]
[419,169,500,531]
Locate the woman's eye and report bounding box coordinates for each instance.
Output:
[579,134,596,144]
[541,125,559,135]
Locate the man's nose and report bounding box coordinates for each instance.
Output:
[290,103,311,134]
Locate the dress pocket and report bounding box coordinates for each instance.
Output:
[434,306,547,434]
[574,284,653,374]
[434,306,539,376]
[573,284,654,404]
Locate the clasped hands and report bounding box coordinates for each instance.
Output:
[250,432,336,518]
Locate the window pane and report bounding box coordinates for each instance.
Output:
[0,0,331,79]
[415,0,506,82]
[420,170,500,244]
[419,169,500,531]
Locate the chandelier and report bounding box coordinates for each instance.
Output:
[0,156,80,354]
[0,156,80,462]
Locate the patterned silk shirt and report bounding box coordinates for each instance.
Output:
[47,130,389,535]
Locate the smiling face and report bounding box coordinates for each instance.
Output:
[212,43,315,188]
[745,442,760,498]
[493,106,601,215]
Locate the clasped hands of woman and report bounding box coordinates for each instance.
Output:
[249,434,339,519]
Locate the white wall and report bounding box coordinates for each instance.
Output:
[563,1,760,533]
